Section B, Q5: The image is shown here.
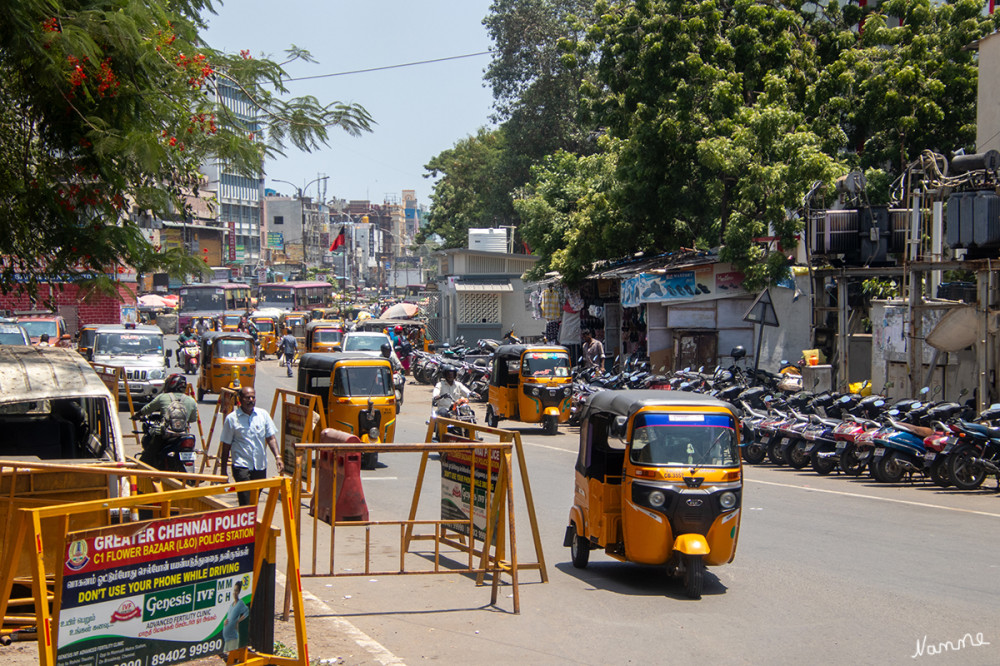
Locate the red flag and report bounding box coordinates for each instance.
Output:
[329,226,345,251]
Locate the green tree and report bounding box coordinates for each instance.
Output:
[419,128,513,248]
[809,0,995,179]
[514,143,621,284]
[0,0,372,296]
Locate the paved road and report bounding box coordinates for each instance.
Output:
[131,342,1000,664]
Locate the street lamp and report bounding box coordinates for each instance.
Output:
[272,176,328,277]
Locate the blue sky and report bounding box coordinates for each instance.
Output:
[203,0,496,208]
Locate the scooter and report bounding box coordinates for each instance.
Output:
[178,339,200,375]
[135,413,197,475]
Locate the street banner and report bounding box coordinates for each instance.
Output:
[56,506,257,666]
[440,447,500,542]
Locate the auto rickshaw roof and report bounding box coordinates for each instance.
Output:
[582,389,737,421]
[305,320,343,332]
[298,352,392,373]
[494,344,569,361]
[200,330,255,343]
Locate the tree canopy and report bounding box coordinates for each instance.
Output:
[0,0,372,296]
[427,0,998,289]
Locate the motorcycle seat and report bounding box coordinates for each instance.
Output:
[887,418,934,439]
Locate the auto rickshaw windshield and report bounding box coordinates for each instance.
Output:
[521,352,571,377]
[254,320,275,332]
[315,329,342,343]
[629,412,739,467]
[217,338,253,358]
[333,366,392,397]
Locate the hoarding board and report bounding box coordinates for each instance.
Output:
[56,506,256,665]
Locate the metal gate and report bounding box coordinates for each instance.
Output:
[420,291,442,343]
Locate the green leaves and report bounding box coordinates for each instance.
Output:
[0,0,372,297]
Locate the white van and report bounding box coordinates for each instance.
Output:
[0,346,126,464]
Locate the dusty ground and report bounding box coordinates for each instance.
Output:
[1,577,389,665]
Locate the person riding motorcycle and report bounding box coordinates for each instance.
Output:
[431,364,471,418]
[177,325,198,365]
[134,373,198,468]
[380,342,403,375]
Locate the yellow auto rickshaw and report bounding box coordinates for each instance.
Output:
[218,314,243,332]
[197,331,257,401]
[250,314,279,358]
[297,352,396,469]
[76,323,100,361]
[283,311,310,338]
[305,320,344,354]
[484,344,572,435]
[565,390,742,599]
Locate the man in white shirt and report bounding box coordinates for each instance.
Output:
[431,365,471,417]
[220,386,284,505]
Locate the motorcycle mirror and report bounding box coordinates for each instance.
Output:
[919,386,930,395]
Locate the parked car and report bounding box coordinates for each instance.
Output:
[0,322,30,345]
[89,325,170,403]
[16,313,72,347]
[341,331,394,356]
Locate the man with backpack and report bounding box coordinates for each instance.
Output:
[134,374,198,467]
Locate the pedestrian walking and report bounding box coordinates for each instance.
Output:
[582,329,605,371]
[219,386,284,506]
[278,328,298,377]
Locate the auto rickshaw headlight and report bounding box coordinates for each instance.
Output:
[368,427,380,441]
[648,490,666,508]
[719,491,737,510]
[531,387,540,396]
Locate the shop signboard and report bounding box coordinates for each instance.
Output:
[621,263,747,307]
[56,506,256,666]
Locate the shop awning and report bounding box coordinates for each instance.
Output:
[455,281,513,292]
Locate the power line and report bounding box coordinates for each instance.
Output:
[284,51,492,82]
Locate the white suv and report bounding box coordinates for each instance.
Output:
[341,331,394,356]
[90,325,169,402]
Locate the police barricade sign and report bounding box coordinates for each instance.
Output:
[57,506,256,665]
[440,447,501,542]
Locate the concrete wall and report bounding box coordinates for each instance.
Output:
[977,32,1000,154]
[870,300,977,402]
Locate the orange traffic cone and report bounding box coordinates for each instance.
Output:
[336,453,369,522]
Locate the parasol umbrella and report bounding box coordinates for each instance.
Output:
[138,294,172,308]
[379,302,420,320]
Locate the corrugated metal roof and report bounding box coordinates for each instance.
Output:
[587,251,718,279]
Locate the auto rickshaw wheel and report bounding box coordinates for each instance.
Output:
[683,555,704,600]
[569,526,589,569]
[197,387,205,402]
[485,406,499,428]
[543,414,559,436]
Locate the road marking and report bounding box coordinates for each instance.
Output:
[362,476,399,481]
[747,478,1000,518]
[276,571,406,665]
[522,440,575,454]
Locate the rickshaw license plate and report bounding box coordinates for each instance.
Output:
[179,452,196,461]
